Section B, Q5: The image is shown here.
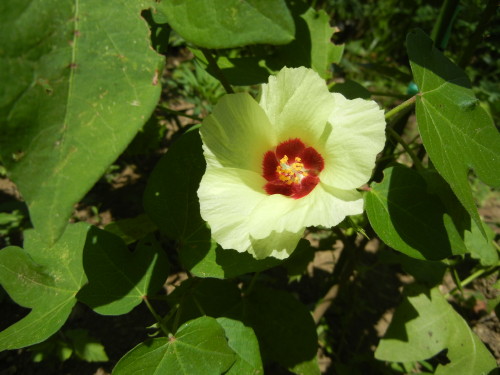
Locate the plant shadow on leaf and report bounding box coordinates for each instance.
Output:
[386,166,455,259]
[407,29,471,90]
[77,227,169,315]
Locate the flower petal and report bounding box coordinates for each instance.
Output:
[259,67,335,147]
[321,93,386,189]
[198,167,267,252]
[200,93,276,173]
[246,183,363,257]
[249,231,303,260]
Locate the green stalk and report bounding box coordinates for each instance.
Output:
[431,0,460,50]
[143,296,170,336]
[384,96,416,127]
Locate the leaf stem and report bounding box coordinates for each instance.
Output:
[446,264,499,298]
[384,96,416,126]
[386,127,425,172]
[201,48,234,94]
[143,296,170,336]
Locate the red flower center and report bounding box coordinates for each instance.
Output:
[262,138,324,199]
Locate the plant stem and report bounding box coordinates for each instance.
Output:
[384,95,416,126]
[458,0,497,68]
[431,0,460,50]
[386,127,425,172]
[446,264,500,298]
[201,48,234,94]
[143,296,170,336]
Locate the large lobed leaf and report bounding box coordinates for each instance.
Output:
[156,0,295,49]
[112,316,236,375]
[0,223,90,350]
[0,0,164,244]
[376,285,497,375]
[407,29,500,235]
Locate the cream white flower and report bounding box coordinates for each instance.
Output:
[197,67,386,259]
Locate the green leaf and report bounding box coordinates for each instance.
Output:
[77,229,169,316]
[0,223,90,350]
[267,3,343,78]
[167,279,243,327]
[166,280,317,369]
[301,8,343,78]
[112,316,236,375]
[365,165,467,260]
[407,29,500,235]
[375,285,497,375]
[464,220,499,266]
[157,0,294,49]
[65,329,109,362]
[144,130,206,241]
[104,214,158,245]
[217,317,263,375]
[0,0,163,244]
[144,130,285,278]
[331,80,371,100]
[236,286,318,369]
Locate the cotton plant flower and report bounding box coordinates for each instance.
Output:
[197,67,385,259]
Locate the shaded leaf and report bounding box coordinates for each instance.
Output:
[366,165,467,260]
[157,0,294,49]
[0,0,163,243]
[234,286,318,369]
[0,223,90,350]
[217,317,263,375]
[77,229,169,316]
[375,285,497,375]
[65,329,109,362]
[112,316,235,375]
[104,214,158,245]
[407,29,500,235]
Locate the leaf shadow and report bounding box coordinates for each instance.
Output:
[77,227,166,314]
[386,166,454,260]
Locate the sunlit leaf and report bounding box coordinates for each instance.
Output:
[0,0,163,243]
[112,316,235,375]
[0,223,90,350]
[157,0,294,48]
[375,285,497,375]
[407,29,500,235]
[217,317,263,375]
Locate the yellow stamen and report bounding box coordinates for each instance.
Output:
[276,155,308,185]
